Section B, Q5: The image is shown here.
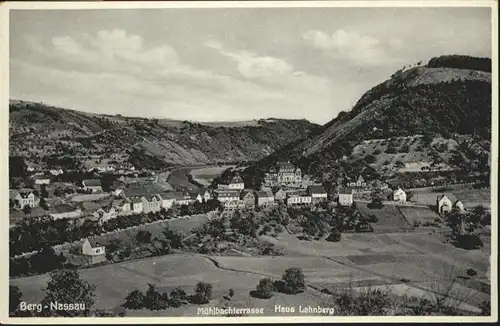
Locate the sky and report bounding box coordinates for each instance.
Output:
[9,6,492,125]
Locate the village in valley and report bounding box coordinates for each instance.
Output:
[6,5,494,320]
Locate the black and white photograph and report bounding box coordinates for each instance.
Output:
[1,1,497,322]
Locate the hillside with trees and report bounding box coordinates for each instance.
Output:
[9,100,319,169]
[243,55,492,187]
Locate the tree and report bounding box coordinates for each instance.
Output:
[228,288,234,299]
[169,287,187,307]
[136,230,152,244]
[192,282,212,304]
[255,278,276,299]
[39,197,49,210]
[41,269,96,316]
[9,285,23,315]
[144,284,169,310]
[40,185,49,199]
[123,290,145,310]
[22,205,32,215]
[281,267,306,294]
[326,230,342,242]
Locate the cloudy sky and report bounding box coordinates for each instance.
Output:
[9,6,492,125]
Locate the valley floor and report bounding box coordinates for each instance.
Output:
[11,228,490,316]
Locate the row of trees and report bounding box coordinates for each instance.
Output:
[123,282,212,310]
[252,267,306,299]
[10,199,220,257]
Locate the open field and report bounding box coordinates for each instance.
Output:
[410,185,491,208]
[168,168,203,192]
[399,206,442,225]
[356,203,413,233]
[11,224,491,316]
[189,165,236,186]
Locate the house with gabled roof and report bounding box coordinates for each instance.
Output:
[130,196,144,214]
[241,190,256,209]
[142,194,162,213]
[256,189,275,207]
[453,200,465,213]
[82,179,103,193]
[159,192,175,210]
[112,198,132,215]
[11,189,38,209]
[82,238,107,264]
[338,188,354,206]
[437,194,453,214]
[392,187,407,203]
[273,187,287,202]
[228,172,245,190]
[307,185,328,203]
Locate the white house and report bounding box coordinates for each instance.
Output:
[228,173,245,190]
[202,190,212,202]
[81,238,107,264]
[256,189,275,207]
[130,197,144,214]
[112,198,131,215]
[392,187,407,203]
[82,179,103,193]
[82,238,106,256]
[215,190,241,203]
[33,176,51,185]
[173,192,195,206]
[454,200,465,212]
[142,194,162,213]
[12,190,37,209]
[49,169,64,176]
[437,195,453,214]
[307,185,328,203]
[160,192,175,210]
[286,191,312,206]
[338,188,354,206]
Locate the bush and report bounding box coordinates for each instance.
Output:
[455,234,483,250]
[336,289,393,316]
[255,278,276,299]
[281,267,306,294]
[135,230,152,244]
[123,290,145,310]
[466,268,477,277]
[169,288,187,307]
[367,214,379,223]
[192,282,212,304]
[413,220,421,227]
[326,230,341,242]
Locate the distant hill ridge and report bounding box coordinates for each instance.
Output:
[9,100,319,168]
[243,55,492,187]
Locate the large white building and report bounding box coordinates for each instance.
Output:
[338,188,354,206]
[264,161,301,187]
[286,191,312,206]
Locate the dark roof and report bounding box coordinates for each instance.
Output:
[83,179,102,187]
[338,187,354,194]
[257,189,274,198]
[86,237,105,248]
[159,192,175,200]
[51,204,79,214]
[230,175,243,183]
[308,185,327,194]
[80,201,101,212]
[217,190,240,197]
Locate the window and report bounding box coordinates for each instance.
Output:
[95,249,101,254]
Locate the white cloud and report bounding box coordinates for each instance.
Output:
[302,29,385,65]
[14,31,335,124]
[389,38,404,50]
[205,40,294,79]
